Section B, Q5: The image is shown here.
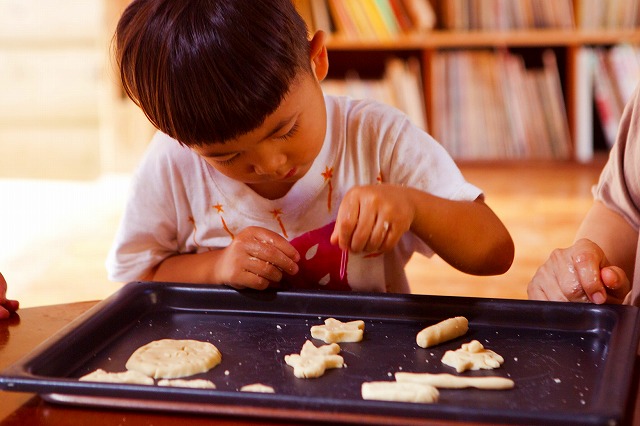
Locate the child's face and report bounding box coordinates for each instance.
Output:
[192,70,327,199]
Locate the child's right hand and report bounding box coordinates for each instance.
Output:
[527,238,630,304]
[217,227,300,290]
[0,272,19,319]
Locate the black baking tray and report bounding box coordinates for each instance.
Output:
[1,281,639,425]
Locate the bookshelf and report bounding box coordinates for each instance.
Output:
[297,0,640,162]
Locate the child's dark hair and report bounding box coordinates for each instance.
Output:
[114,0,311,146]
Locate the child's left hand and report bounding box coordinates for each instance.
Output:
[0,272,19,319]
[330,184,413,253]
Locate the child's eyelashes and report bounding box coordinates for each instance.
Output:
[214,155,238,166]
[277,123,300,141]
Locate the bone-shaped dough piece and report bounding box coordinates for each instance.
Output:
[361,381,439,403]
[395,372,514,390]
[441,340,504,373]
[311,317,365,343]
[284,340,344,378]
[416,316,468,348]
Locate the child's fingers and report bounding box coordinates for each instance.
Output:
[363,218,391,252]
[331,201,359,251]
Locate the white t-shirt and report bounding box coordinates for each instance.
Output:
[107,95,482,293]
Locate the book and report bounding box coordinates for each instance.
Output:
[361,0,394,39]
[310,0,335,35]
[326,0,359,39]
[573,48,595,162]
[374,0,401,36]
[593,48,623,147]
[387,0,414,33]
[402,0,436,32]
[540,50,571,159]
[344,0,377,39]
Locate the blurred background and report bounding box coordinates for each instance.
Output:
[0,0,150,306]
[1,0,607,308]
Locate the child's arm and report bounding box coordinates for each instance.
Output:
[528,201,634,304]
[0,272,19,319]
[330,184,514,276]
[143,226,300,289]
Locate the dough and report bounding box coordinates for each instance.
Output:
[79,368,154,385]
[240,383,276,393]
[284,340,344,378]
[416,316,468,348]
[441,340,504,373]
[157,378,216,389]
[361,381,439,403]
[125,339,222,379]
[310,318,365,343]
[395,372,514,390]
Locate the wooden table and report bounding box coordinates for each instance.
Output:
[1,302,639,426]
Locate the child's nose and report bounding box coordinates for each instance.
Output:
[253,152,287,176]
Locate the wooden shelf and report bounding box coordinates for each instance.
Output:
[326,29,640,50]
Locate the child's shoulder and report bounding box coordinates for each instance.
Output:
[324,94,407,128]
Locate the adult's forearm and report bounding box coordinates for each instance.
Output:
[575,201,637,280]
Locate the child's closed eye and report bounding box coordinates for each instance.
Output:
[212,154,239,166]
[276,123,300,141]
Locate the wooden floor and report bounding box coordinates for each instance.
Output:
[1,157,606,308]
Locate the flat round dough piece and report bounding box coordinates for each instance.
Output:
[125,339,222,379]
[79,368,154,385]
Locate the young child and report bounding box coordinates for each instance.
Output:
[107,0,514,293]
[0,272,19,319]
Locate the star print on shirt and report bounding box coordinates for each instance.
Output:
[270,208,288,238]
[321,166,334,212]
[188,216,201,248]
[213,203,234,239]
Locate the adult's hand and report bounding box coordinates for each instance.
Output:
[528,238,630,304]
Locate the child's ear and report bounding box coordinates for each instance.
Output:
[309,31,329,82]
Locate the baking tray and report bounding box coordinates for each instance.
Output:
[1,281,639,425]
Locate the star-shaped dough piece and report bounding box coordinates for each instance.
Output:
[284,340,344,378]
[441,340,504,373]
[310,317,365,343]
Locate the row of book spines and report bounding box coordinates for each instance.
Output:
[295,0,640,37]
[321,57,427,130]
[321,50,571,160]
[294,0,436,40]
[431,49,571,160]
[439,0,574,31]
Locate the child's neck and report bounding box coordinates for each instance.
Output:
[248,181,295,200]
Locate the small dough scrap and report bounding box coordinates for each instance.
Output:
[395,372,514,390]
[441,340,504,373]
[240,383,275,393]
[416,316,468,348]
[310,318,365,343]
[79,369,154,385]
[361,381,439,403]
[157,379,216,389]
[284,340,344,378]
[126,339,222,379]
